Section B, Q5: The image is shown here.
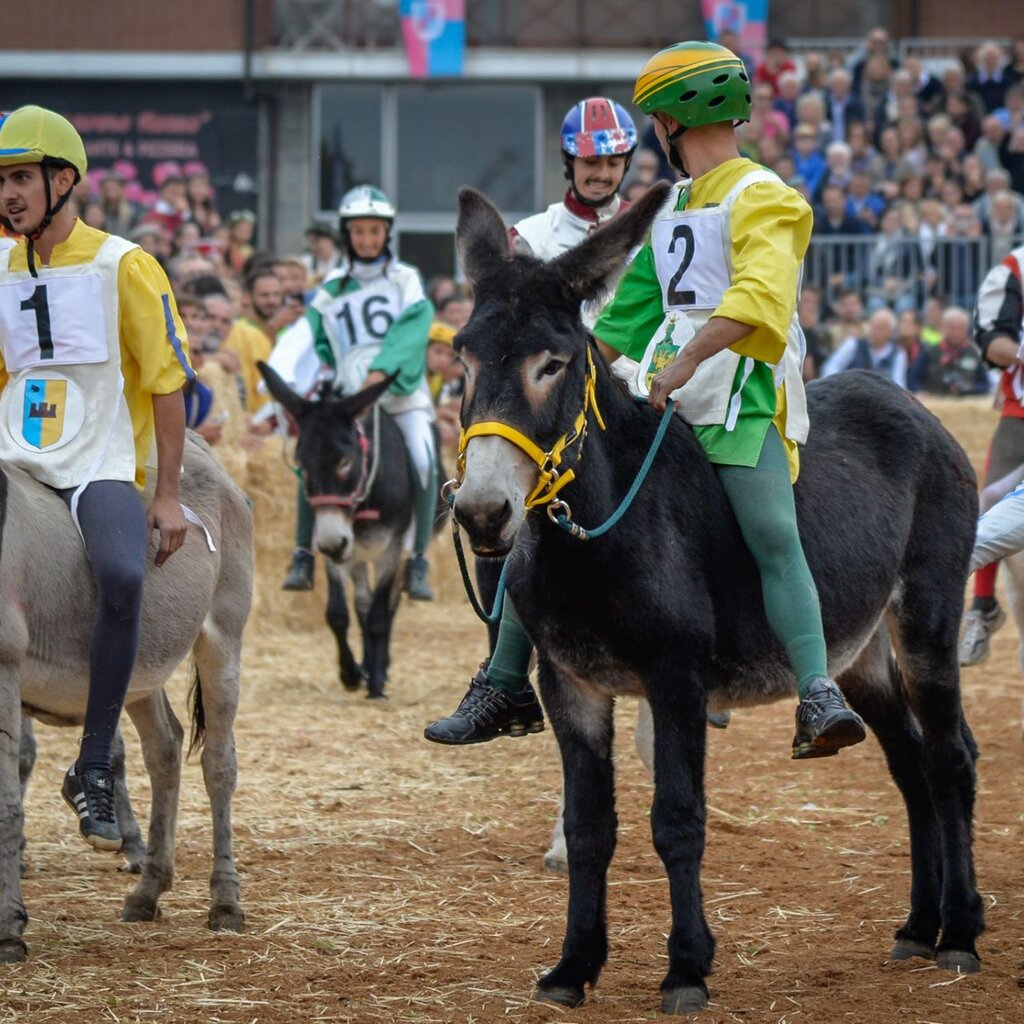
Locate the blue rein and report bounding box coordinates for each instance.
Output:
[450,397,675,625]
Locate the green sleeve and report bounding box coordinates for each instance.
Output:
[592,243,665,361]
[368,298,435,395]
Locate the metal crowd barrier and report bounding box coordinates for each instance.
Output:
[803,233,1024,312]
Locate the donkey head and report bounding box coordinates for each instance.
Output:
[257,362,393,563]
[451,182,669,555]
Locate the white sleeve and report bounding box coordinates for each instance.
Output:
[891,348,908,389]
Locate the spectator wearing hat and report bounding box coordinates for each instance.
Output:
[301,223,341,286]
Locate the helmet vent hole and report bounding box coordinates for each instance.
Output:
[739,71,749,82]
[745,93,752,103]
[679,90,699,103]
[708,95,727,108]
[712,73,730,85]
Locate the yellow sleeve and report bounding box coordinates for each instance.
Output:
[117,249,195,394]
[715,181,812,365]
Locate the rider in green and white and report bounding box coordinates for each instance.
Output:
[276,186,437,599]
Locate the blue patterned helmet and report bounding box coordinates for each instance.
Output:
[560,98,638,158]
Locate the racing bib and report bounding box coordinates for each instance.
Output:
[6,373,86,452]
[0,272,110,370]
[322,279,399,354]
[651,206,731,312]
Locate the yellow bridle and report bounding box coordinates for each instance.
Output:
[454,346,607,510]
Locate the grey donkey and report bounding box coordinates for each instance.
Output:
[0,434,252,961]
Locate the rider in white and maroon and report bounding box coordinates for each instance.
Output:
[425,98,639,745]
[959,242,1024,664]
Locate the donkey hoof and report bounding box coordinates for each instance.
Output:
[533,983,585,1008]
[122,899,160,923]
[208,904,245,932]
[541,853,568,876]
[889,939,936,962]
[0,938,27,963]
[661,986,709,1014]
[936,949,981,974]
[365,691,387,701]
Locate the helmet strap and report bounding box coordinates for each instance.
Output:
[664,123,689,178]
[26,161,76,279]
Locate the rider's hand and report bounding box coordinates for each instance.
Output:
[148,495,188,567]
[649,355,697,413]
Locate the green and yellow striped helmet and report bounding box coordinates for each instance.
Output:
[633,41,751,128]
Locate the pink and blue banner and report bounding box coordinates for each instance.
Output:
[401,1,466,79]
[701,1,770,66]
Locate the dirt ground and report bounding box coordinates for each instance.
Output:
[5,398,1024,1024]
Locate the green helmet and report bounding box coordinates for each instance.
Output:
[338,185,395,221]
[633,41,751,128]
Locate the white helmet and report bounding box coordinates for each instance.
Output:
[338,185,395,221]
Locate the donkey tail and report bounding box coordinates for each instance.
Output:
[187,661,207,756]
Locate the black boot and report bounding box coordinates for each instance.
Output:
[424,666,545,745]
[282,549,315,591]
[792,678,867,759]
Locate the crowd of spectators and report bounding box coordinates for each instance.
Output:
[622,29,1024,396]
[56,31,1024,408]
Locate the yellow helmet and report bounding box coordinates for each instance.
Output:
[0,105,88,181]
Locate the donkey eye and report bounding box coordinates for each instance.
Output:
[538,358,567,379]
[334,457,354,479]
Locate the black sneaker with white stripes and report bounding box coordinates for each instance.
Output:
[61,765,122,852]
[424,667,545,745]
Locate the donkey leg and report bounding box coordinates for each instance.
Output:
[193,626,245,932]
[110,726,146,874]
[839,629,942,961]
[891,600,984,971]
[644,667,714,1014]
[0,680,28,962]
[326,563,362,692]
[17,717,35,878]
[533,660,616,1008]
[121,691,183,923]
[363,543,402,700]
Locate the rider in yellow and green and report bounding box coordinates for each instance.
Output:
[429,42,867,759]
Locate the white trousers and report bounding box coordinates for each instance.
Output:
[388,406,435,489]
[972,462,1024,573]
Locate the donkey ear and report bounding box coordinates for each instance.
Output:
[456,187,509,284]
[552,181,672,303]
[337,372,398,421]
[257,361,310,421]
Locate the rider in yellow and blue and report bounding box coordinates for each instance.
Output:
[0,106,193,851]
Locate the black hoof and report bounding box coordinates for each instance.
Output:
[936,949,981,974]
[208,904,245,932]
[661,986,709,1014]
[533,984,585,1008]
[121,900,160,923]
[365,691,387,701]
[0,938,27,963]
[889,939,936,962]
